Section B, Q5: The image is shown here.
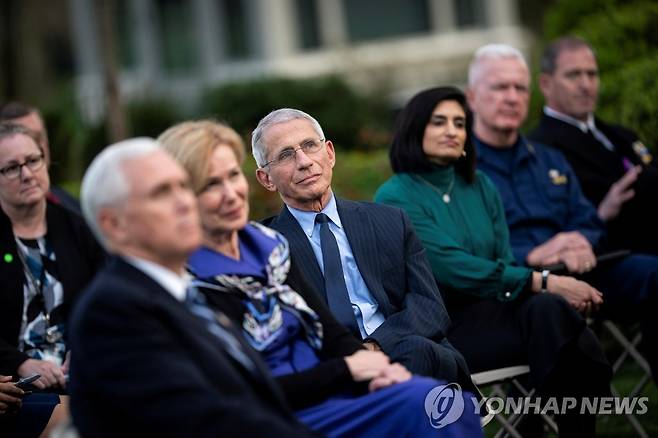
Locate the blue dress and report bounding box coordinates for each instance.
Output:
[273,310,481,438]
[2,392,60,438]
[189,222,482,438]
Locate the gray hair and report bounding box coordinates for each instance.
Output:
[251,108,325,168]
[80,137,160,249]
[540,37,594,74]
[0,122,36,143]
[0,123,44,155]
[468,43,528,87]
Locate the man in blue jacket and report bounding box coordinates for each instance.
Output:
[467,43,658,382]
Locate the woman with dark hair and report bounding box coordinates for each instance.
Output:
[375,86,611,436]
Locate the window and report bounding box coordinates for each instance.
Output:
[454,0,486,28]
[295,0,320,50]
[343,0,430,43]
[155,0,198,72]
[115,0,136,69]
[218,0,252,59]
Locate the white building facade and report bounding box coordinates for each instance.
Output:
[69,0,531,121]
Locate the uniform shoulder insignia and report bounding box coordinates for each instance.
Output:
[632,141,653,165]
[548,169,568,185]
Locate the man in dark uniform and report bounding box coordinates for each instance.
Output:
[529,37,658,255]
[467,43,658,383]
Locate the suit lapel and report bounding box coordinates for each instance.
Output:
[272,207,326,300]
[336,199,384,304]
[596,118,641,165]
[540,115,621,175]
[115,258,274,385]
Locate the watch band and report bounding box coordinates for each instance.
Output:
[540,269,550,293]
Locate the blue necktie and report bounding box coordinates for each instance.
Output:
[315,213,360,336]
[185,285,257,374]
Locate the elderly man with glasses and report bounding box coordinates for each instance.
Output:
[253,108,476,393]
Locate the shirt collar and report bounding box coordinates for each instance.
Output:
[287,193,342,238]
[124,256,189,302]
[474,134,533,171]
[544,106,596,133]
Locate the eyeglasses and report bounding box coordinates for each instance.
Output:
[0,154,45,180]
[263,139,325,168]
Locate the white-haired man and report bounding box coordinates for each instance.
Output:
[69,138,320,437]
[252,108,476,394]
[468,43,658,409]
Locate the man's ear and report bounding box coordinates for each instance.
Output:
[255,168,277,192]
[538,73,552,99]
[325,140,336,169]
[98,208,127,246]
[466,86,476,110]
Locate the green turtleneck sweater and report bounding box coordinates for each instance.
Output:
[375,166,531,303]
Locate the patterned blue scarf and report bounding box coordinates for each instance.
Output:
[188,222,323,352]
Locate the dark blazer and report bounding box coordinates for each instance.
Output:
[0,201,105,375]
[48,185,82,215]
[265,198,472,387]
[530,114,658,253]
[68,257,320,438]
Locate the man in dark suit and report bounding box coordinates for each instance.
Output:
[251,108,472,389]
[529,37,658,255]
[70,138,319,437]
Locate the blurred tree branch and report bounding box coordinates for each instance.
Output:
[97,0,128,142]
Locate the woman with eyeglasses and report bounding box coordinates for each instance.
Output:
[0,123,105,437]
[158,119,482,438]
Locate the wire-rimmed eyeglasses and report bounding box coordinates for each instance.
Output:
[263,138,325,168]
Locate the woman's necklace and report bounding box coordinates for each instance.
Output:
[413,174,455,204]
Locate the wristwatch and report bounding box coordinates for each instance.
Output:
[540,269,550,293]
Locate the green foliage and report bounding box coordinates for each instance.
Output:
[332,149,392,201]
[201,75,392,151]
[598,56,658,150]
[543,0,621,40]
[571,2,658,73]
[127,98,183,138]
[83,97,184,169]
[41,85,89,184]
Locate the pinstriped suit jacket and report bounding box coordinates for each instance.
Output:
[265,197,453,358]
